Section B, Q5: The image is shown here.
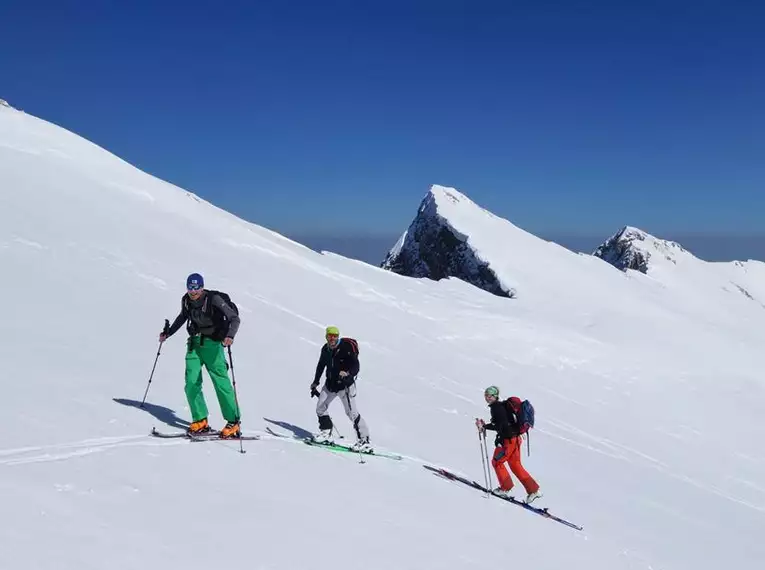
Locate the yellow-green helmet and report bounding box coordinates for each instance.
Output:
[325,326,340,337]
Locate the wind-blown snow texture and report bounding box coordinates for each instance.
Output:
[1,105,764,570]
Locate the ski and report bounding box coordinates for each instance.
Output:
[265,427,402,460]
[422,465,583,531]
[150,427,260,441]
[302,437,403,460]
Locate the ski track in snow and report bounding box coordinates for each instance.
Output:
[0,430,431,470]
[0,435,175,466]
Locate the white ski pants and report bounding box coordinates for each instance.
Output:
[315,383,370,440]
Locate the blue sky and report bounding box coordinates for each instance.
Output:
[1,0,763,241]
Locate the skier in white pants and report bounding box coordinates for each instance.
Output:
[310,326,372,452]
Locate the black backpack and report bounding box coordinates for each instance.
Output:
[184,289,239,340]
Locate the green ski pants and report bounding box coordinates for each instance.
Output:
[184,336,239,423]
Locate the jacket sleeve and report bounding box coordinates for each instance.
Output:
[487,403,514,438]
[166,299,188,337]
[313,347,327,384]
[211,294,241,338]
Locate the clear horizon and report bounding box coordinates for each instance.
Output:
[1,1,762,254]
[287,229,765,266]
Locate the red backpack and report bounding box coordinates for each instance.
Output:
[342,337,359,355]
[506,396,535,454]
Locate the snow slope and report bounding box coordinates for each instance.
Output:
[1,105,764,570]
[385,185,764,369]
[595,224,765,306]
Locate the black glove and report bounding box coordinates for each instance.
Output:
[342,374,355,388]
[310,383,320,398]
[159,319,170,342]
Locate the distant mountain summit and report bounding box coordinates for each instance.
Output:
[383,185,765,311]
[0,98,19,111]
[592,226,691,274]
[381,185,516,298]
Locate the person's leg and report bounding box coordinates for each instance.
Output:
[184,338,208,425]
[315,386,337,441]
[197,339,239,423]
[506,436,540,495]
[491,441,514,492]
[340,384,370,441]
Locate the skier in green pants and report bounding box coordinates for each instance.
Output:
[159,273,242,438]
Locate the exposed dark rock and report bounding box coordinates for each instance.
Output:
[593,227,652,273]
[381,189,515,298]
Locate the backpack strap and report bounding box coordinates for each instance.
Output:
[202,291,215,316]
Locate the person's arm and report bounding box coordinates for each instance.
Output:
[164,299,188,338]
[211,294,241,338]
[313,347,327,386]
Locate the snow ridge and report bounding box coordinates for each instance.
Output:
[0,98,19,111]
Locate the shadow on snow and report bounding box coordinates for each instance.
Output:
[113,398,190,429]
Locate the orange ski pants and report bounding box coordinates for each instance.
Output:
[491,436,539,494]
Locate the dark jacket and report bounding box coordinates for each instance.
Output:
[313,338,360,393]
[166,291,240,341]
[484,399,521,446]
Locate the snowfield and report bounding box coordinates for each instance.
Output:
[1,103,763,570]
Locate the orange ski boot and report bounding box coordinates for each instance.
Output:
[187,418,210,435]
[219,421,241,439]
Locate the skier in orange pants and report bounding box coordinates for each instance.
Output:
[476,386,543,504]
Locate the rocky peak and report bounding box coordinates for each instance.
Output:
[381,185,515,298]
[593,226,689,274]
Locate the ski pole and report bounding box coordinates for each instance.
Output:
[482,431,493,492]
[227,345,245,455]
[141,319,169,408]
[478,425,491,497]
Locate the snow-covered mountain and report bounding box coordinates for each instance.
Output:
[2,104,764,570]
[593,226,687,273]
[594,225,765,306]
[384,184,765,338]
[381,186,517,297]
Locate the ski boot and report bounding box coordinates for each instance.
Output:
[524,490,543,504]
[350,437,373,453]
[491,487,515,499]
[313,429,334,444]
[219,421,241,439]
[187,418,211,435]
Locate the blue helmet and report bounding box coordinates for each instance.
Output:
[186,273,204,290]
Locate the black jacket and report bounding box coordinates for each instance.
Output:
[313,339,360,393]
[166,291,240,341]
[484,399,521,446]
